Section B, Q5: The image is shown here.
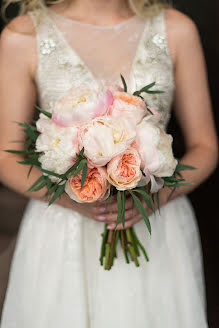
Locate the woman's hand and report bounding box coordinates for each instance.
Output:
[56,192,147,228]
[57,187,170,230]
[105,187,170,230]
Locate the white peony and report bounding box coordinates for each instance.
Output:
[79,116,136,167]
[36,115,79,177]
[136,117,178,192]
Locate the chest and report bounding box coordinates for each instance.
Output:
[31,9,175,129]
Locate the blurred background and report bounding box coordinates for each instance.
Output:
[0,0,218,325]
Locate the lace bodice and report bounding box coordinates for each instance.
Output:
[28,7,175,129]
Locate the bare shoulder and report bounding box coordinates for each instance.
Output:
[0,14,37,77]
[163,8,201,63]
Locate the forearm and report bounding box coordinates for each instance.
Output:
[0,154,72,209]
[159,144,218,205]
[0,154,48,199]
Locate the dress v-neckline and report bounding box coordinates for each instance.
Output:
[44,7,151,90]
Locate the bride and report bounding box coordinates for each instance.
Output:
[0,0,218,327]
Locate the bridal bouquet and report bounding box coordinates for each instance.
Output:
[6,76,195,270]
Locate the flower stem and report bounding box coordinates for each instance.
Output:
[107,230,117,269]
[111,230,120,266]
[99,224,108,266]
[126,229,139,267]
[120,230,129,263]
[131,227,149,262]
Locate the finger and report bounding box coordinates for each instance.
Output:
[95,206,139,224]
[103,194,134,214]
[107,214,142,230]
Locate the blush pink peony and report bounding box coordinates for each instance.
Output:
[65,167,110,203]
[52,86,113,127]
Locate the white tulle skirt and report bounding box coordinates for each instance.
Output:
[0,195,208,327]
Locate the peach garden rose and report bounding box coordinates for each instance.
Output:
[106,147,142,190]
[109,91,147,125]
[65,166,110,203]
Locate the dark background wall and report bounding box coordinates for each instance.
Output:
[0,0,218,326]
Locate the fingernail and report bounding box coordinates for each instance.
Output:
[99,207,106,213]
[107,224,115,230]
[97,216,106,221]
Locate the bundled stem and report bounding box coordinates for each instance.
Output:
[100,225,148,270]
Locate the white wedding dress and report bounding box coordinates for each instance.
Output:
[1,7,208,328]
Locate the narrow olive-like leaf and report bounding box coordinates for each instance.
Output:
[49,183,66,206]
[79,147,85,157]
[145,90,165,94]
[27,175,45,192]
[173,182,193,187]
[115,191,122,228]
[73,159,86,177]
[27,165,33,178]
[132,189,154,211]
[133,82,156,96]
[139,82,156,93]
[81,162,88,189]
[35,166,63,178]
[130,191,151,235]
[45,178,53,190]
[17,159,40,166]
[35,104,52,119]
[63,160,80,178]
[4,149,33,154]
[163,176,184,183]
[146,107,153,115]
[31,180,48,192]
[45,184,58,197]
[120,74,127,92]
[175,163,197,172]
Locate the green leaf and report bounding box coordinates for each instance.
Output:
[144,90,165,94]
[146,107,153,115]
[133,82,165,96]
[4,149,34,155]
[81,162,88,189]
[73,159,86,177]
[132,189,154,211]
[17,159,40,166]
[49,183,66,206]
[164,176,184,183]
[130,191,151,235]
[63,160,80,178]
[31,180,48,192]
[27,165,33,178]
[27,175,45,192]
[45,184,58,197]
[175,163,197,172]
[134,82,156,95]
[35,104,52,119]
[120,74,127,92]
[173,182,193,187]
[115,191,122,228]
[35,166,63,178]
[79,147,85,157]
